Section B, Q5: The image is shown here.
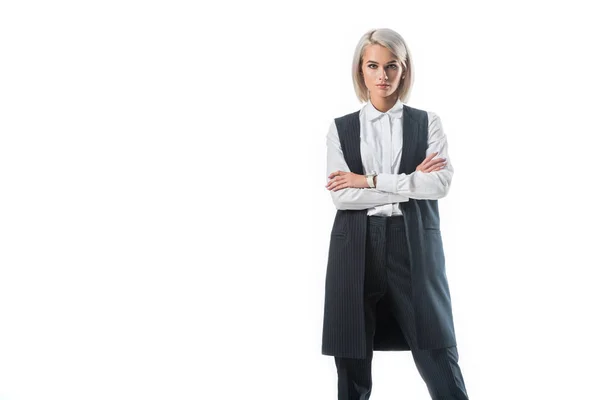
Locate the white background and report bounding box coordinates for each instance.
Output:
[1,1,599,399]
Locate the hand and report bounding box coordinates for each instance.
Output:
[326,171,368,191]
[416,152,447,173]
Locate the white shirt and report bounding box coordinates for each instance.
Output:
[326,98,454,216]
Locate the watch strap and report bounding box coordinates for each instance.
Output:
[366,174,376,188]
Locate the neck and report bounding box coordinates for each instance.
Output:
[370,95,398,113]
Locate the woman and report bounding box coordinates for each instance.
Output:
[322,28,470,400]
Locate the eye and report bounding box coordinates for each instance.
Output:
[367,64,377,69]
[387,64,399,70]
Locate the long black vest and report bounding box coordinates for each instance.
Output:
[321,104,457,359]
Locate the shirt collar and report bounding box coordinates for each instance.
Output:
[364,97,404,121]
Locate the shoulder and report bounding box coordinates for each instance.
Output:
[422,110,446,142]
[424,110,443,131]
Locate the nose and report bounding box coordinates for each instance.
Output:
[378,68,388,81]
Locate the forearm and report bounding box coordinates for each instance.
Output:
[375,169,452,199]
[330,186,409,210]
[326,120,409,209]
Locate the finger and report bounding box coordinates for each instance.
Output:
[329,178,342,191]
[423,152,438,163]
[333,182,348,192]
[332,177,349,191]
[418,153,439,169]
[329,179,341,190]
[425,158,446,168]
[424,159,446,170]
[425,163,446,173]
[326,176,336,189]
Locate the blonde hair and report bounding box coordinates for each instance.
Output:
[352,28,414,103]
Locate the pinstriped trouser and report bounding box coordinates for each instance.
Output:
[334,215,469,400]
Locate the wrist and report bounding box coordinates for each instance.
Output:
[365,174,377,188]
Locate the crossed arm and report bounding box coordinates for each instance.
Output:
[326,111,454,210]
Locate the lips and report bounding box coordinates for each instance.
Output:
[376,84,390,88]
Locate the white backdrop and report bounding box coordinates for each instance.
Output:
[1,1,599,399]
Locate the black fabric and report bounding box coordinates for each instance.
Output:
[322,105,458,359]
[333,215,469,400]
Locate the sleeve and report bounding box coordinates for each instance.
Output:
[374,111,454,199]
[326,120,410,210]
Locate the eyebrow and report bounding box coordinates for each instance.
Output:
[366,60,399,64]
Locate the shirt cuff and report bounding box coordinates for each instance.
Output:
[375,173,398,193]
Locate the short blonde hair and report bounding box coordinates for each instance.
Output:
[352,28,415,103]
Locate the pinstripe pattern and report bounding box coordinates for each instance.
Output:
[412,345,469,399]
[322,105,458,360]
[333,215,469,400]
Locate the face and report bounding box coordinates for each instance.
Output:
[360,44,404,100]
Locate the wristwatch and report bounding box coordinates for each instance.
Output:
[366,174,377,188]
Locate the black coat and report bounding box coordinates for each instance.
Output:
[321,105,457,359]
